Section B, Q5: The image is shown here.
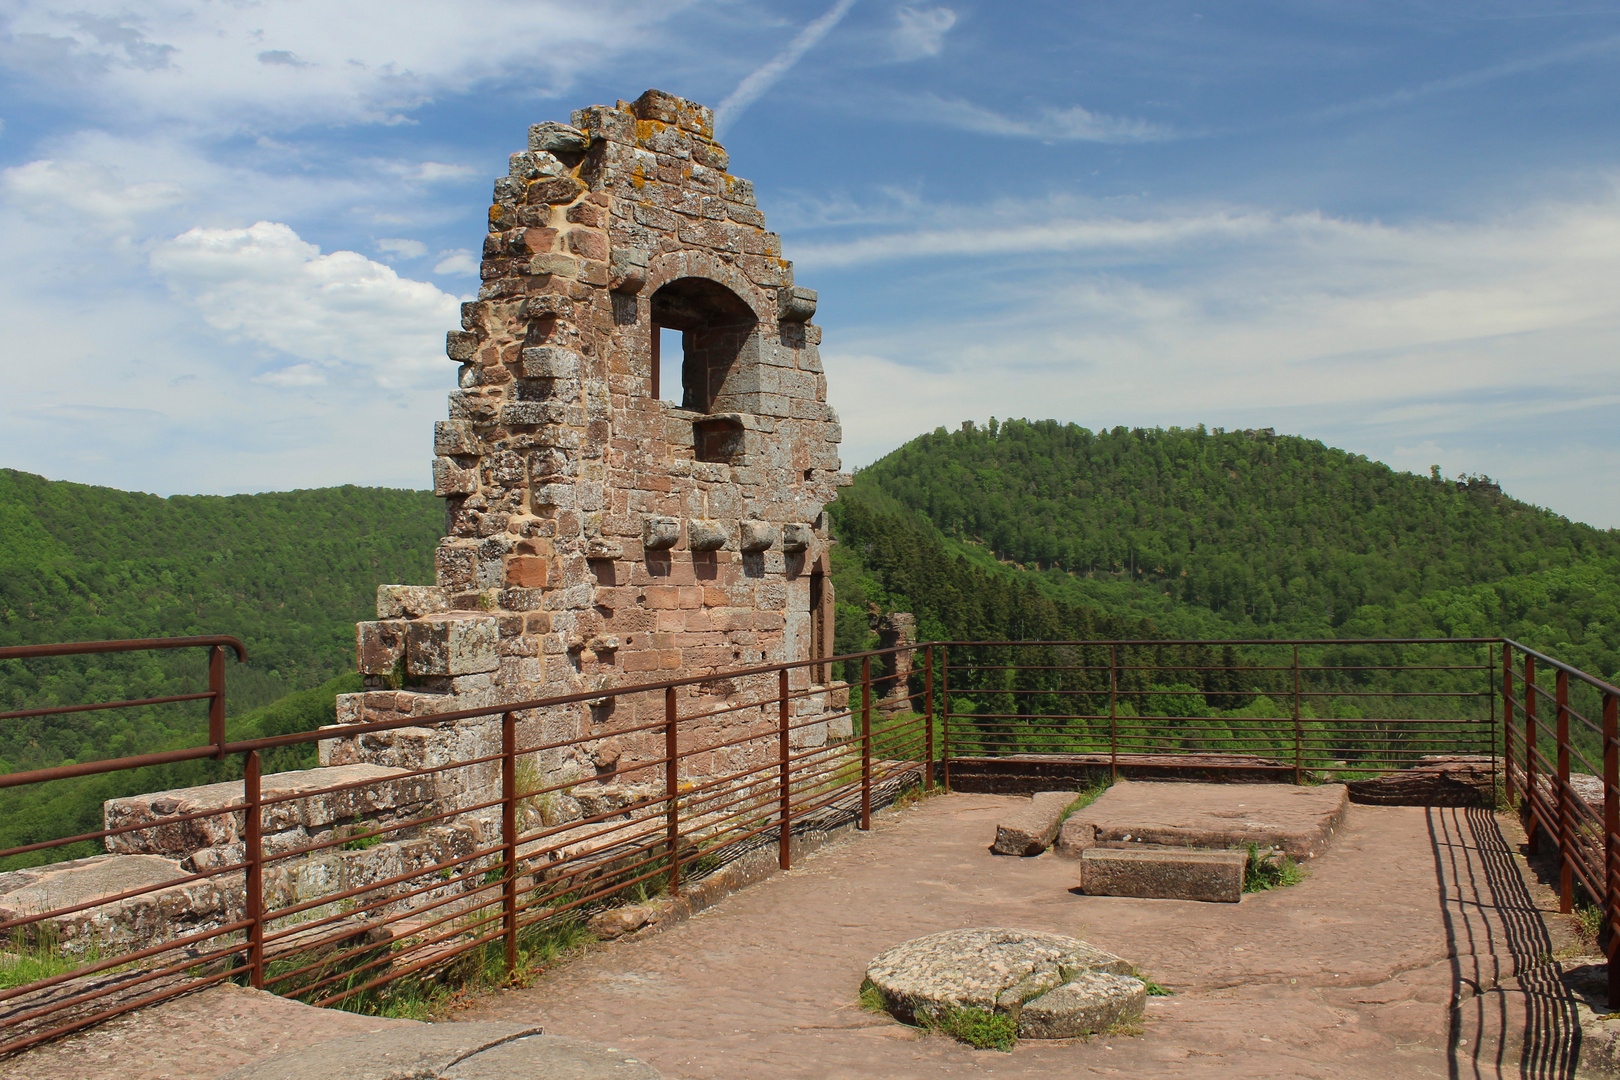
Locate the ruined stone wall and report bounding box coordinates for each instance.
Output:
[328,90,848,793]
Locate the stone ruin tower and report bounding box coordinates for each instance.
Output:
[328,90,847,790]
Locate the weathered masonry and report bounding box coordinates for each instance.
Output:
[330,89,849,788]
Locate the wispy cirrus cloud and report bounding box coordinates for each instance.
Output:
[905,93,1173,143]
[715,0,859,138]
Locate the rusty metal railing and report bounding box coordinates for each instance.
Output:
[1502,639,1620,1006]
[6,632,1612,1056]
[935,638,1502,785]
[0,636,932,1056]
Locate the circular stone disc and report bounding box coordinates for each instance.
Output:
[866,927,1147,1039]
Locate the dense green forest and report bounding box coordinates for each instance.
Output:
[828,421,1620,683]
[3,420,1615,865]
[0,469,440,774]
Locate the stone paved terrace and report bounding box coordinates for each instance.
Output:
[6,791,1606,1080]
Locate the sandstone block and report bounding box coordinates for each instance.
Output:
[781,522,812,553]
[406,613,500,676]
[376,585,450,619]
[356,620,408,675]
[432,456,478,497]
[1079,847,1246,903]
[520,345,582,378]
[446,330,478,361]
[992,791,1075,856]
[506,556,548,588]
[529,121,590,154]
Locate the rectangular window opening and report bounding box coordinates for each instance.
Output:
[654,325,683,405]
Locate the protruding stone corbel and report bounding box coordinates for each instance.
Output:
[610,245,649,294]
[777,286,817,323]
[739,520,777,552]
[782,523,812,553]
[643,515,681,550]
[687,519,729,551]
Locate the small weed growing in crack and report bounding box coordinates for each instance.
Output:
[1574,904,1604,950]
[1243,842,1304,892]
[1133,969,1173,996]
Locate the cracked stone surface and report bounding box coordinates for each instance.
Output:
[865,927,1143,1038]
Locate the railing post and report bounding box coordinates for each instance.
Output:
[778,668,791,871]
[1557,668,1573,914]
[665,686,680,896]
[1488,643,1498,800]
[208,645,227,759]
[1525,653,1539,855]
[1503,644,1516,805]
[923,646,935,790]
[244,750,263,990]
[860,656,872,830]
[1109,645,1118,783]
[1604,689,1618,1008]
[501,710,518,976]
[1292,644,1303,785]
[940,647,951,793]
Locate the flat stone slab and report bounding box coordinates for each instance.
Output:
[991,790,1074,855]
[1055,780,1348,860]
[1080,845,1247,902]
[0,854,184,918]
[219,1023,658,1080]
[105,763,433,857]
[865,927,1145,1039]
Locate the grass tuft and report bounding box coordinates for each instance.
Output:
[858,977,888,1013]
[930,1006,1018,1051]
[1132,968,1173,996]
[1243,842,1304,892]
[1058,776,1112,824]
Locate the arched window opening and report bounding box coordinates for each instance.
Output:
[649,277,757,414]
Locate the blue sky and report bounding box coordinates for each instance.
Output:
[1,2,1618,526]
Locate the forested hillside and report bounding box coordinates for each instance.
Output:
[830,421,1620,681]
[0,469,441,774]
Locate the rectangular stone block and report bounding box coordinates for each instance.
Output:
[992,790,1075,856]
[1079,847,1246,903]
[406,613,500,676]
[376,585,450,619]
[356,620,407,675]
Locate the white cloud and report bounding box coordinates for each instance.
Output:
[149,221,458,385]
[384,161,480,184]
[433,249,479,276]
[254,363,326,387]
[0,1,682,131]
[715,0,858,138]
[906,94,1172,144]
[377,238,428,259]
[892,6,956,61]
[2,157,187,226]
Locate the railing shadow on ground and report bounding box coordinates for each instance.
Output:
[1430,804,1580,1080]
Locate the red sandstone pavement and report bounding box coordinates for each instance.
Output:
[5,792,1584,1080]
[456,793,1579,1079]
